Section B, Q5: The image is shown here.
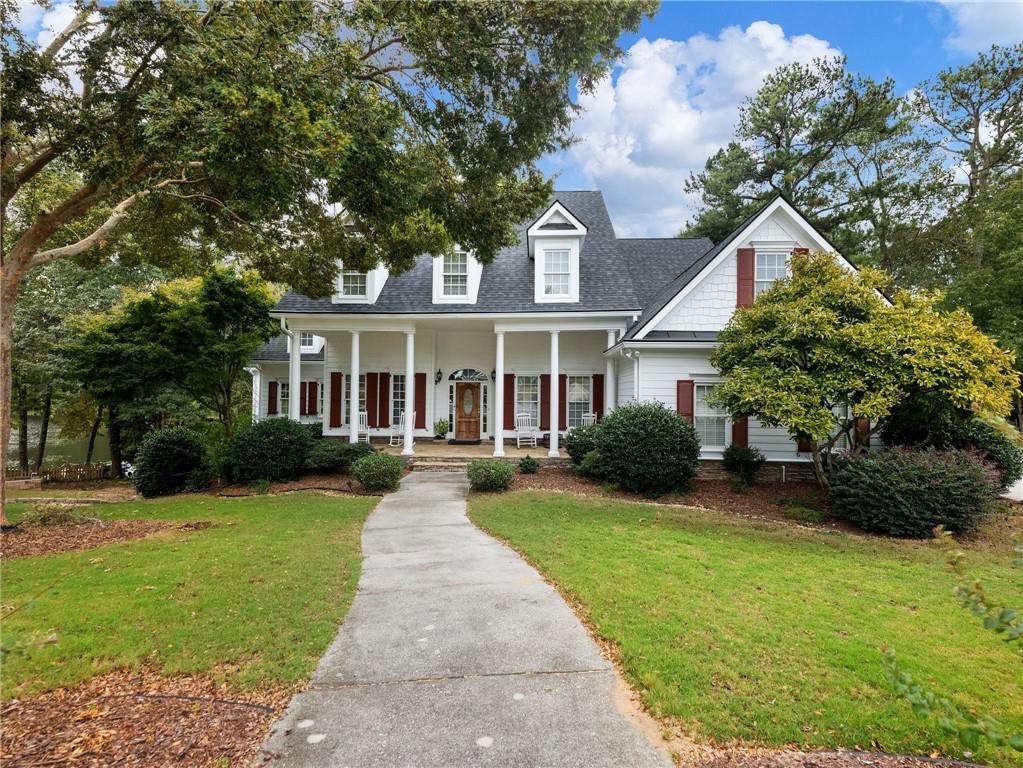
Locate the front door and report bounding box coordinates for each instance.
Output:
[455,382,481,440]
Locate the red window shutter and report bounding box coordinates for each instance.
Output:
[503,374,515,430]
[797,436,813,452]
[307,381,318,416]
[539,374,551,431]
[299,381,308,416]
[737,247,755,308]
[676,379,694,425]
[592,374,605,420]
[731,416,748,447]
[792,246,810,255]
[378,373,391,428]
[854,417,869,447]
[267,381,278,416]
[558,374,568,431]
[329,372,343,427]
[366,372,379,428]
[414,372,426,429]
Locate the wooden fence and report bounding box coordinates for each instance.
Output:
[5,463,110,483]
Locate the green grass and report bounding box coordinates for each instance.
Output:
[2,493,376,699]
[469,491,1023,764]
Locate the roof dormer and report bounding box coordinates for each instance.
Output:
[528,201,586,304]
[432,246,483,304]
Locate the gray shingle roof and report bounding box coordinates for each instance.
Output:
[633,330,718,342]
[251,334,324,362]
[273,191,713,316]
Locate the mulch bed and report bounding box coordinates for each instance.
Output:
[511,466,835,526]
[0,520,176,559]
[0,668,293,768]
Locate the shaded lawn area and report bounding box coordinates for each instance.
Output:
[2,493,377,700]
[469,491,1023,765]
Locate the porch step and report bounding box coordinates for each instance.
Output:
[410,459,469,473]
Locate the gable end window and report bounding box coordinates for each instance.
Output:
[543,249,570,296]
[341,270,367,297]
[755,251,787,296]
[442,251,468,297]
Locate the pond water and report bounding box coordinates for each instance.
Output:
[7,416,111,465]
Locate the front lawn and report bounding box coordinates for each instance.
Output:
[469,491,1023,764]
[2,492,376,699]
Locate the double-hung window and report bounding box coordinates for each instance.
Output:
[300,332,314,349]
[343,374,367,416]
[391,374,406,425]
[543,249,570,296]
[755,251,787,296]
[340,269,367,297]
[516,375,540,425]
[278,382,290,416]
[567,376,591,428]
[694,383,728,450]
[442,250,468,297]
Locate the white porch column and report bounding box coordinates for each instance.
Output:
[633,352,640,401]
[288,333,301,421]
[548,330,560,458]
[246,366,261,421]
[403,331,415,456]
[605,330,617,411]
[494,331,505,457]
[349,331,360,443]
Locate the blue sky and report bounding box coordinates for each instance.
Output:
[540,1,1023,235]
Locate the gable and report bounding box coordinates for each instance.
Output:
[633,197,850,340]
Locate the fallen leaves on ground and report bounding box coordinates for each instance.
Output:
[1,520,173,559]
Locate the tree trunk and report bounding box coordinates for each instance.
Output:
[108,404,123,479]
[809,441,829,490]
[17,385,29,473]
[86,403,103,464]
[34,383,53,473]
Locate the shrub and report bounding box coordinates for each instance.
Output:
[134,427,210,498]
[301,422,324,442]
[467,459,515,491]
[337,441,376,470]
[22,503,89,526]
[221,418,311,485]
[946,420,1023,490]
[828,448,1000,537]
[578,450,605,480]
[434,419,450,437]
[722,444,766,486]
[352,453,403,491]
[519,455,539,475]
[564,423,601,465]
[595,402,700,495]
[304,441,348,474]
[783,506,826,524]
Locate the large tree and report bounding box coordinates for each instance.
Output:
[0,0,656,517]
[709,252,1018,487]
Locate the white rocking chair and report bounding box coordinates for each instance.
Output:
[516,412,537,449]
[389,411,406,447]
[581,412,597,426]
[357,411,370,443]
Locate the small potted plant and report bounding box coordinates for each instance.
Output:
[433,419,449,440]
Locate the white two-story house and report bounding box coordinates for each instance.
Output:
[248,191,854,470]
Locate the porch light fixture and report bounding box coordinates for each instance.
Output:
[490,369,496,381]
[435,369,443,384]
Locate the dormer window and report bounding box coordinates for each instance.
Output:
[543,249,571,296]
[300,332,314,349]
[442,250,468,297]
[340,269,367,297]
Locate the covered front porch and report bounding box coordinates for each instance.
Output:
[255,315,628,458]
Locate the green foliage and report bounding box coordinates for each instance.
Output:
[221,419,311,485]
[337,442,376,472]
[133,427,210,498]
[578,450,606,480]
[828,449,1000,537]
[564,423,601,466]
[301,422,324,442]
[433,419,450,437]
[467,459,515,492]
[710,252,1018,486]
[351,453,403,491]
[518,455,539,475]
[594,402,700,496]
[304,441,348,474]
[782,506,826,524]
[722,444,766,486]
[19,503,90,527]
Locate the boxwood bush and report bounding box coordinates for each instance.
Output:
[468,459,515,491]
[946,420,1023,490]
[722,444,766,486]
[221,418,311,485]
[352,453,403,491]
[134,427,210,498]
[594,402,700,495]
[564,423,601,465]
[829,448,1000,537]
[518,455,539,475]
[304,441,348,474]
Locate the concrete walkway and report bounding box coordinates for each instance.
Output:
[258,473,670,768]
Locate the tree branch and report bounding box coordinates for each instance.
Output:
[40,2,97,65]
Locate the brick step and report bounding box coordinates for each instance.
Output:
[410,460,469,472]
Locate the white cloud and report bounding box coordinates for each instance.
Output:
[35,0,79,49]
[15,1,45,34]
[940,1,1023,53]
[563,21,842,237]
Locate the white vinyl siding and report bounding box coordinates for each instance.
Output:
[755,251,787,296]
[516,375,540,424]
[543,249,570,296]
[567,375,591,428]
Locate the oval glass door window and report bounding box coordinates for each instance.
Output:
[461,387,475,415]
